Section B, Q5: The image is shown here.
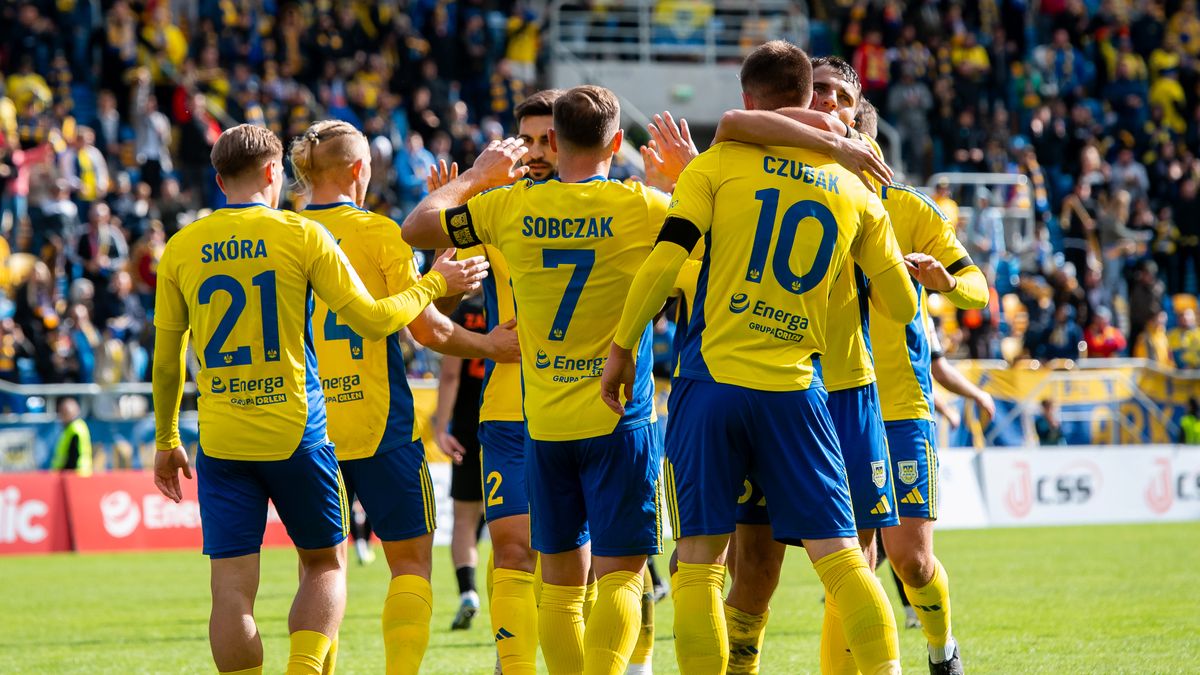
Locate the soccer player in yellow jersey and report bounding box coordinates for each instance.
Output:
[710,59,988,675]
[404,86,669,675]
[151,125,489,675]
[288,120,520,675]
[601,42,916,675]
[425,89,564,675]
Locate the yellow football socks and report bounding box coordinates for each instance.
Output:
[813,548,900,675]
[582,579,599,623]
[539,582,586,674]
[903,558,953,657]
[819,594,856,675]
[627,567,655,671]
[321,632,338,675]
[219,667,263,675]
[381,574,432,675]
[286,630,332,675]
[491,568,539,675]
[725,603,769,674]
[582,570,644,675]
[672,562,729,674]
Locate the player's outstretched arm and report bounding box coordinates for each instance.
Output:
[715,109,892,188]
[331,249,490,341]
[601,224,698,415]
[410,306,521,363]
[402,138,529,249]
[152,326,192,503]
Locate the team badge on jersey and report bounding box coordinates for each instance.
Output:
[871,460,887,488]
[898,460,918,485]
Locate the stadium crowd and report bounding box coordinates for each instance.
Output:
[1,0,1200,396]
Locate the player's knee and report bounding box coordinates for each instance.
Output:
[297,545,346,575]
[886,544,934,587]
[494,540,536,572]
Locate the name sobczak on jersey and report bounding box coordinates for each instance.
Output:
[729,292,809,343]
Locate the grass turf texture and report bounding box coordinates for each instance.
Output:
[1,522,1196,673]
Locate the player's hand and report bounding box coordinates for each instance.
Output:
[432,248,490,295]
[904,253,956,293]
[943,406,962,430]
[427,159,459,192]
[640,144,677,193]
[436,429,468,464]
[153,446,192,503]
[645,112,699,183]
[975,390,996,426]
[599,343,636,416]
[466,137,529,190]
[830,134,892,189]
[486,318,520,363]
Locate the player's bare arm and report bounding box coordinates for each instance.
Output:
[409,306,520,363]
[714,108,892,188]
[930,355,997,423]
[401,138,529,249]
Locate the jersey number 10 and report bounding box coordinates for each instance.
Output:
[746,189,838,294]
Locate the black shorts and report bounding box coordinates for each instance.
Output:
[450,429,483,502]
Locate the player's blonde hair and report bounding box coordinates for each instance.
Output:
[289,120,369,195]
[211,124,283,180]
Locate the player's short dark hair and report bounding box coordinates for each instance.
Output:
[739,40,813,110]
[211,124,283,180]
[855,98,878,139]
[552,86,621,151]
[811,55,862,103]
[515,89,564,125]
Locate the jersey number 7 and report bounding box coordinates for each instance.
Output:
[543,248,595,342]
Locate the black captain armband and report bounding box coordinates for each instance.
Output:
[444,204,483,248]
[946,255,976,275]
[655,216,703,252]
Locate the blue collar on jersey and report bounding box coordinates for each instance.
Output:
[222,202,270,209]
[305,201,364,211]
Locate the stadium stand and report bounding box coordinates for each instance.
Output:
[1,0,1199,450]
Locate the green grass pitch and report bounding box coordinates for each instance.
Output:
[2,522,1197,673]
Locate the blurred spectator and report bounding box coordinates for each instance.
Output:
[396,132,437,214]
[652,315,677,378]
[1035,399,1067,446]
[1084,307,1126,358]
[886,66,933,174]
[50,397,91,475]
[1128,260,1165,349]
[1133,311,1174,366]
[1169,308,1200,369]
[74,202,128,290]
[1032,303,1084,361]
[59,127,109,212]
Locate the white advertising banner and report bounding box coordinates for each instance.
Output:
[935,450,988,529]
[981,446,1200,526]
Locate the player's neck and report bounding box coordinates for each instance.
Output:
[308,184,360,207]
[556,155,611,184]
[222,186,276,208]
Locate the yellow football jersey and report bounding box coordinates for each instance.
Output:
[440,177,670,441]
[456,244,524,423]
[871,184,976,421]
[154,203,368,461]
[820,132,889,391]
[665,142,905,391]
[302,203,424,460]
